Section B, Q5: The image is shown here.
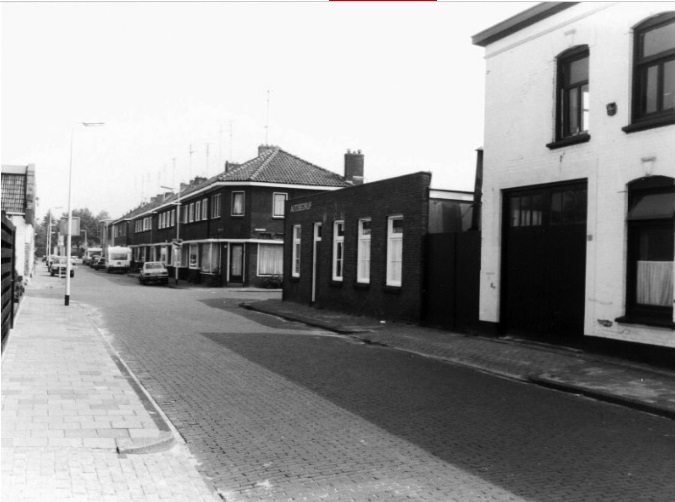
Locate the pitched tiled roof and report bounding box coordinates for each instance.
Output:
[217,148,350,187]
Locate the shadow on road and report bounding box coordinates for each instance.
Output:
[202,330,675,502]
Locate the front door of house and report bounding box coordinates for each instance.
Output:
[230,244,244,284]
[502,180,587,341]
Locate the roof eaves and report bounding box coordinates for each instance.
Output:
[472,2,578,47]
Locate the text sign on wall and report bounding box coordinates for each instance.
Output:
[290,202,312,213]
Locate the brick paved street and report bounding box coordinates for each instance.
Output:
[30,267,675,501]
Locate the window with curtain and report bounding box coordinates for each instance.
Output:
[387,216,403,286]
[292,225,301,277]
[332,221,345,281]
[357,219,371,283]
[211,194,221,218]
[189,203,195,223]
[202,198,208,220]
[625,176,674,322]
[201,243,213,273]
[159,246,167,265]
[232,191,245,216]
[273,193,288,218]
[258,244,283,275]
[195,201,201,222]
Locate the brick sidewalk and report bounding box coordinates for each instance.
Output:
[242,299,675,420]
[1,279,218,501]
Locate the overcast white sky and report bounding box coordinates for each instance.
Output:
[2,1,534,220]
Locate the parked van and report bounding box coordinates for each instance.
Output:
[104,246,132,274]
[83,247,103,266]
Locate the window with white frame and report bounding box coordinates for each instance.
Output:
[357,218,371,283]
[273,193,288,218]
[201,243,220,273]
[211,194,221,218]
[195,201,201,222]
[189,203,195,222]
[202,198,208,220]
[189,243,199,269]
[292,225,301,277]
[258,244,283,276]
[232,191,245,216]
[386,216,403,286]
[170,209,175,227]
[332,221,345,281]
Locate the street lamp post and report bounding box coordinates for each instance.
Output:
[65,122,104,306]
[161,185,182,286]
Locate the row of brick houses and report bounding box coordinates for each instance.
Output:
[102,146,362,287]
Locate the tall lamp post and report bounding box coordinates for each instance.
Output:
[65,122,104,306]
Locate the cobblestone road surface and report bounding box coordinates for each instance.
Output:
[40,267,675,501]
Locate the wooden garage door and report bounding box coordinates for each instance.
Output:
[502,181,587,340]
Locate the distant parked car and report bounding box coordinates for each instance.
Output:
[139,262,169,285]
[50,257,74,278]
[94,257,106,270]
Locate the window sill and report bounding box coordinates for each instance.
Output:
[330,280,343,288]
[546,133,591,150]
[615,315,675,330]
[383,285,402,294]
[622,114,675,133]
[354,282,370,290]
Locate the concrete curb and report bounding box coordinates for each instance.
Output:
[83,307,179,454]
[528,374,675,421]
[240,302,378,334]
[116,431,176,455]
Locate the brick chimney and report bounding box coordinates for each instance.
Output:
[225,161,241,173]
[193,176,207,185]
[258,144,277,156]
[180,182,189,192]
[344,149,364,186]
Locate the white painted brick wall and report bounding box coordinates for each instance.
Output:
[479,2,675,347]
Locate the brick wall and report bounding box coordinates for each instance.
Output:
[284,172,432,323]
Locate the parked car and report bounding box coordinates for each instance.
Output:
[139,262,169,285]
[94,257,106,270]
[50,257,74,278]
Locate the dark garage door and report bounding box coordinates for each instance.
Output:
[502,180,587,340]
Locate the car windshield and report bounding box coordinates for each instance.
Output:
[145,263,164,270]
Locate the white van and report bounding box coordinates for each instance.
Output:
[105,246,132,273]
[83,247,103,266]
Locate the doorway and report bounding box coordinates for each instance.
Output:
[502,180,587,340]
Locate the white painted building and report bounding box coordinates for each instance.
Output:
[473,3,674,348]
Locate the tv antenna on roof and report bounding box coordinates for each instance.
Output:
[265,89,271,145]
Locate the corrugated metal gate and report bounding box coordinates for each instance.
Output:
[2,212,16,350]
[423,231,481,332]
